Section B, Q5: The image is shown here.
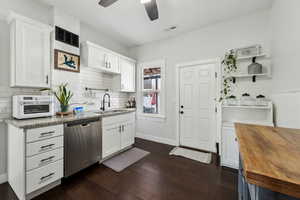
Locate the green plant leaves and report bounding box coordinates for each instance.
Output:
[219,50,237,102]
[40,83,73,106]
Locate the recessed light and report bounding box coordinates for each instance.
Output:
[141,0,152,4]
[165,26,177,31]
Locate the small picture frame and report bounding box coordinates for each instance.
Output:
[235,45,261,58]
[54,49,80,73]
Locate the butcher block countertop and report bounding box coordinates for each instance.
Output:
[235,123,300,198]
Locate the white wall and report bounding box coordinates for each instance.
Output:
[270,0,300,128]
[80,22,130,57]
[0,0,131,179]
[130,10,272,145]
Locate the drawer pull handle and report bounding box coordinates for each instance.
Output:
[39,131,55,138]
[40,172,55,183]
[40,144,55,151]
[40,156,55,164]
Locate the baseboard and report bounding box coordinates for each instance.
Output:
[136,132,177,146]
[0,173,8,184]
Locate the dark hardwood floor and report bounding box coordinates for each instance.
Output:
[0,138,238,200]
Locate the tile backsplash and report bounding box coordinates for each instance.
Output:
[51,66,131,112]
[0,67,132,120]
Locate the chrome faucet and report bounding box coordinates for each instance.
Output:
[101,93,111,111]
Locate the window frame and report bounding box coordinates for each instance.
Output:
[138,59,166,119]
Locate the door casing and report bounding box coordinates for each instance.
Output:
[175,59,221,153]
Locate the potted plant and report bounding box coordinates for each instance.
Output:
[42,83,73,113]
[219,50,237,102]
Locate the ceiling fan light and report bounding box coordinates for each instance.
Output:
[141,0,152,4]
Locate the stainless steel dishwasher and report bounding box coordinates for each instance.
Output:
[64,117,102,177]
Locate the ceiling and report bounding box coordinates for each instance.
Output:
[39,0,273,47]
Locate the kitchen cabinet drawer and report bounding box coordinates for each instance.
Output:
[26,125,63,143]
[26,159,63,194]
[102,112,135,126]
[26,148,63,171]
[26,136,63,157]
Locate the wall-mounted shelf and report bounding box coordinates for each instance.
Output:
[225,73,270,83]
[222,105,271,110]
[236,53,268,61]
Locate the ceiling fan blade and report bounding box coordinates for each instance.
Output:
[144,0,159,21]
[98,0,119,7]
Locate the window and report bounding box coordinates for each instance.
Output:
[139,60,165,118]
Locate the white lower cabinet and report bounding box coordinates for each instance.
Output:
[121,121,135,149]
[221,124,239,169]
[102,112,135,158]
[7,124,64,200]
[102,123,122,158]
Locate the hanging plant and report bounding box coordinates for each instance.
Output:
[219,49,237,102]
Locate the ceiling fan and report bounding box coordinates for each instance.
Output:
[98,0,159,21]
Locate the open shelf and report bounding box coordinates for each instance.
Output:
[230,73,269,78]
[236,53,268,60]
[225,73,270,83]
[222,105,271,110]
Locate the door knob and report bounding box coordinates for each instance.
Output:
[180,111,184,114]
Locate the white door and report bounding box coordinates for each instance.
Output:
[120,58,136,92]
[102,124,121,158]
[15,20,50,88]
[179,63,216,151]
[121,121,135,149]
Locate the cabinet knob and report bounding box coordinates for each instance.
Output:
[180,111,184,114]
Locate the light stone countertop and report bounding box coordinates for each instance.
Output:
[5,108,136,129]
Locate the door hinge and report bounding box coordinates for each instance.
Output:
[215,72,217,78]
[215,107,218,113]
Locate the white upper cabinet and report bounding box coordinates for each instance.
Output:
[88,44,106,70]
[82,41,136,92]
[119,57,136,92]
[8,12,52,88]
[105,53,120,74]
[81,41,120,74]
